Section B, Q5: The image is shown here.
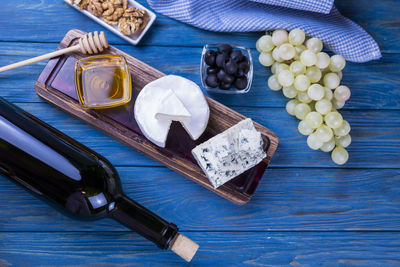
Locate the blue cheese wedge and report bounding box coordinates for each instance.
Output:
[191,118,266,188]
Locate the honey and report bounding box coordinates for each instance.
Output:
[75,55,131,109]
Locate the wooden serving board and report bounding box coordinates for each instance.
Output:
[35,29,278,204]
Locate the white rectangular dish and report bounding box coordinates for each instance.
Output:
[63,0,156,45]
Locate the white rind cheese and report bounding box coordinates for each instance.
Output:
[155,88,192,123]
[134,75,210,147]
[192,118,266,189]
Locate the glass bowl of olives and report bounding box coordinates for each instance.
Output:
[200,43,253,94]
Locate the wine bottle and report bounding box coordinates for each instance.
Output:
[0,97,198,262]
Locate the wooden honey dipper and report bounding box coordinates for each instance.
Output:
[0,31,109,73]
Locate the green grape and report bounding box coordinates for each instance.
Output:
[323,73,340,89]
[298,120,313,135]
[278,43,296,60]
[316,52,330,69]
[315,98,332,115]
[272,47,284,62]
[257,35,275,52]
[305,111,323,129]
[334,85,351,102]
[335,134,351,148]
[290,61,306,75]
[306,37,323,53]
[332,99,345,109]
[324,87,333,100]
[320,138,335,152]
[294,103,311,120]
[307,133,323,150]
[268,75,282,91]
[271,62,280,74]
[306,66,322,83]
[294,74,310,91]
[331,146,349,165]
[276,63,290,74]
[283,86,297,98]
[307,84,325,101]
[272,29,288,46]
[315,125,333,142]
[286,99,300,116]
[289,28,305,45]
[278,70,294,87]
[259,52,275,67]
[300,50,317,66]
[324,111,343,129]
[333,120,351,136]
[329,55,346,72]
[294,45,306,60]
[297,91,312,104]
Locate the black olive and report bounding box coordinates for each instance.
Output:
[224,59,238,75]
[236,68,245,77]
[217,69,227,81]
[230,50,243,62]
[238,61,250,74]
[234,77,248,90]
[204,51,216,66]
[240,55,249,64]
[205,74,219,88]
[206,67,218,75]
[221,74,235,84]
[216,53,228,68]
[206,50,216,57]
[218,44,232,54]
[220,82,232,90]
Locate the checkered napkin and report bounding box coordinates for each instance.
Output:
[147,0,381,62]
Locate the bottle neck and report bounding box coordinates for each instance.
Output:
[110,194,178,249]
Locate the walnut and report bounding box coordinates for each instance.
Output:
[123,8,148,31]
[74,0,149,36]
[122,0,128,9]
[103,7,124,22]
[101,1,115,16]
[103,17,119,25]
[123,7,145,19]
[88,0,104,17]
[118,17,140,36]
[74,0,89,10]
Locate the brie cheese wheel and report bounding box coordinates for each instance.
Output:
[155,88,192,123]
[134,75,210,147]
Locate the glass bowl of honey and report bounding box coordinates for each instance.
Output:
[75,55,132,109]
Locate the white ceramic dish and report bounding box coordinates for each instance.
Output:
[63,0,156,45]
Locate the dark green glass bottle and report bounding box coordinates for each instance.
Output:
[0,97,198,262]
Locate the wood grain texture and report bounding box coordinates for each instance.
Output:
[34,29,278,204]
[9,103,400,168]
[0,232,400,266]
[1,43,399,109]
[0,0,399,265]
[0,0,398,53]
[1,167,400,231]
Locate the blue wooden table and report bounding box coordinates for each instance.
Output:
[0,0,399,266]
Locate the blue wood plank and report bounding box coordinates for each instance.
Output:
[0,232,400,266]
[5,102,398,168]
[0,0,398,53]
[1,43,399,109]
[0,0,399,264]
[1,167,400,231]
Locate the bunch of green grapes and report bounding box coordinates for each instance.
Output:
[257,29,351,165]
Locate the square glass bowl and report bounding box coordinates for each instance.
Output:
[200,44,253,94]
[75,55,132,109]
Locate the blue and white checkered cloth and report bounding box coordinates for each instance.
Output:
[147,0,381,62]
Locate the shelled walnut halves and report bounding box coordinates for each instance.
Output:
[118,7,148,35]
[73,0,148,35]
